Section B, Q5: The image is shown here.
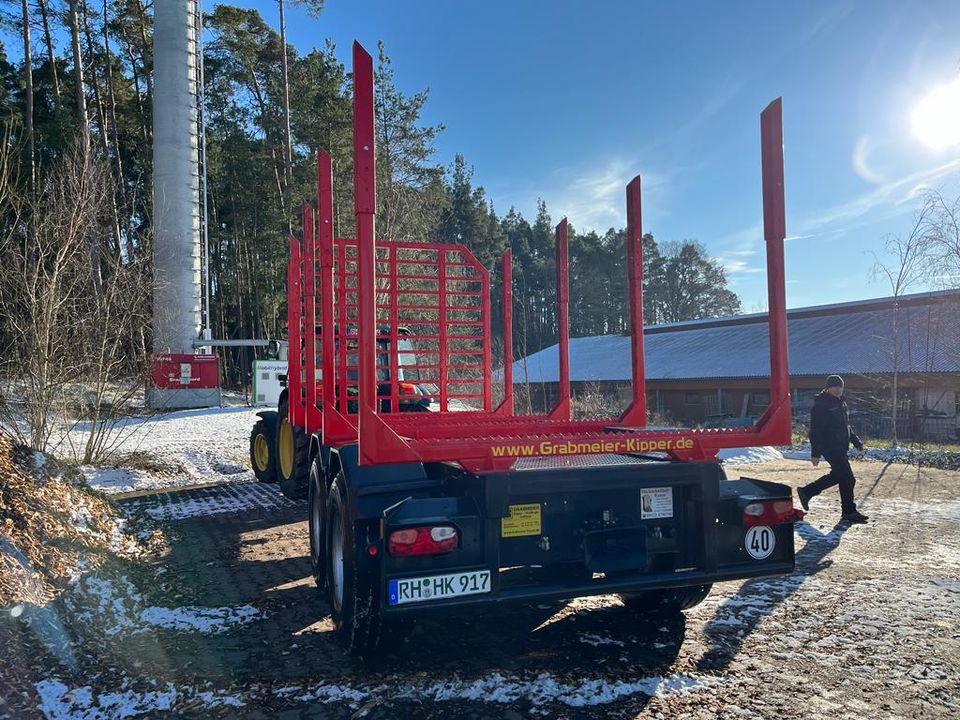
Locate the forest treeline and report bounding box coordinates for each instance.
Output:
[1,1,741,379]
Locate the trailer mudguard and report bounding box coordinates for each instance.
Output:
[332,443,436,520]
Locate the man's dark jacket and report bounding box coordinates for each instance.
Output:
[810,390,863,459]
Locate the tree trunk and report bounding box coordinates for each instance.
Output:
[21,0,35,191]
[38,0,61,108]
[80,0,123,261]
[278,0,293,231]
[118,26,149,146]
[102,0,135,261]
[133,0,153,100]
[68,0,90,158]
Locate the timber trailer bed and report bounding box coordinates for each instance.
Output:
[272,42,801,655]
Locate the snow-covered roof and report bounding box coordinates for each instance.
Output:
[507,290,960,383]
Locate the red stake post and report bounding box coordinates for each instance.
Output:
[494,249,514,415]
[303,202,317,426]
[353,41,377,423]
[761,98,791,423]
[548,219,571,420]
[287,234,302,427]
[620,176,647,427]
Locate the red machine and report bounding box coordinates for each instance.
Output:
[284,45,791,474]
[260,41,799,657]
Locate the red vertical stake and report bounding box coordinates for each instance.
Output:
[317,149,335,427]
[353,41,377,421]
[481,258,492,413]
[287,234,302,427]
[548,219,571,420]
[494,250,513,415]
[336,241,348,414]
[620,176,648,427]
[389,246,399,414]
[761,98,791,437]
[303,202,317,431]
[438,251,448,412]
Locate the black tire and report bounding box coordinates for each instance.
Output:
[620,584,713,613]
[326,473,382,657]
[277,395,310,500]
[249,419,277,483]
[308,456,327,592]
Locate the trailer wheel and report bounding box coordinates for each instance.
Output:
[249,419,277,483]
[277,396,310,500]
[620,584,713,613]
[308,456,327,591]
[326,474,382,657]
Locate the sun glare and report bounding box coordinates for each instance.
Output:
[911,78,960,150]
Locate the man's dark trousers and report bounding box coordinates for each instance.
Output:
[805,454,856,515]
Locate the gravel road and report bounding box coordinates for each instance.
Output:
[9,457,960,719]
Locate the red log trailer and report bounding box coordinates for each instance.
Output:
[252,41,801,656]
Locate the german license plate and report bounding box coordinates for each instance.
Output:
[388,570,491,605]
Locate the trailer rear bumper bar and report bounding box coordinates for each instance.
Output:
[381,561,795,615]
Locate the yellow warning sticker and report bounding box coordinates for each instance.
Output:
[501,503,542,538]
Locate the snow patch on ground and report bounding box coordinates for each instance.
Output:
[140,605,261,633]
[77,406,261,494]
[718,446,784,464]
[36,679,245,719]
[123,481,296,521]
[279,671,720,712]
[275,683,369,705]
[783,442,960,470]
[406,671,721,710]
[70,574,261,637]
[578,632,625,647]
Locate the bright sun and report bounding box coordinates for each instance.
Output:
[911,78,960,150]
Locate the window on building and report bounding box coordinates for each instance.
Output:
[752,391,770,405]
[685,391,701,404]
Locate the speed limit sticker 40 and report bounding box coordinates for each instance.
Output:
[744,525,776,560]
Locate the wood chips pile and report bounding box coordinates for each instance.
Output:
[0,433,147,606]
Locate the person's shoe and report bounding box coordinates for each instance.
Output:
[796,486,811,511]
[841,510,869,524]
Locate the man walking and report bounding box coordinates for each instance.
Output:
[797,375,869,524]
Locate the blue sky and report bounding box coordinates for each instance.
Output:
[241,0,960,310]
[247,0,960,311]
[75,2,960,310]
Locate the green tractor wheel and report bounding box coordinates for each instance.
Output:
[277,396,310,500]
[249,418,278,483]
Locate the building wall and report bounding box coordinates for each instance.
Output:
[517,373,960,440]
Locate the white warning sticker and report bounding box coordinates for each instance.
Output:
[641,487,673,519]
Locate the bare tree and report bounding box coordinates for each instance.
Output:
[20,0,35,191]
[924,190,960,290]
[37,0,61,108]
[275,0,324,229]
[870,194,937,445]
[0,136,151,463]
[67,0,90,158]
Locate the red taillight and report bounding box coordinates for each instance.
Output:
[743,500,804,527]
[398,382,419,395]
[388,526,458,556]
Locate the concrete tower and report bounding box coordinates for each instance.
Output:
[150,0,217,408]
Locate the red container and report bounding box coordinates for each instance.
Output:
[150,354,220,389]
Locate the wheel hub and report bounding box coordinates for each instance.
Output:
[253,433,270,471]
[331,509,344,611]
[278,419,294,479]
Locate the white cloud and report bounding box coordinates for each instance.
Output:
[852,135,888,185]
[718,258,765,275]
[804,158,960,230]
[717,158,960,255]
[504,158,668,233]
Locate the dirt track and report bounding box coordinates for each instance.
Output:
[5,458,960,719]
